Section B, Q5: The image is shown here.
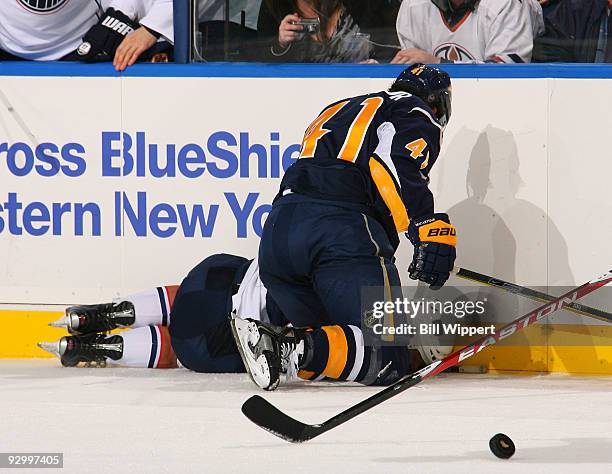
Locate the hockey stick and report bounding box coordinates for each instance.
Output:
[241,269,612,443]
[452,267,612,324]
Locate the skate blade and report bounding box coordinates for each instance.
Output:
[48,316,70,328]
[37,341,62,358]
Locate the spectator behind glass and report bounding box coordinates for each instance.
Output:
[393,0,544,64]
[255,0,401,63]
[0,0,172,71]
[533,0,612,62]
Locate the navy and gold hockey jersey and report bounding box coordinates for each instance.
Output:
[279,90,443,248]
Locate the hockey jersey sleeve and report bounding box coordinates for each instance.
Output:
[371,96,442,232]
[482,0,543,63]
[108,0,173,43]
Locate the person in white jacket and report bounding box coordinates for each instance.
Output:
[0,0,173,70]
[392,0,544,64]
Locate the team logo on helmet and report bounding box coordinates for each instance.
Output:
[17,0,68,13]
[434,43,475,62]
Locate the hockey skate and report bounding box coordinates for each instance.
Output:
[38,333,123,367]
[49,302,135,335]
[230,317,309,391]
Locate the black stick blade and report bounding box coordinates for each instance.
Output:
[242,395,318,443]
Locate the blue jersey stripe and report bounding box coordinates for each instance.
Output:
[157,287,168,327]
[147,325,158,369]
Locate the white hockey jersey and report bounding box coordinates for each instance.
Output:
[396,0,544,63]
[0,0,172,61]
[112,0,173,43]
[231,258,270,323]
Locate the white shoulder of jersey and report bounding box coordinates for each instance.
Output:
[477,0,543,34]
[477,0,542,20]
[0,0,100,60]
[231,258,269,323]
[396,0,434,49]
[477,0,542,63]
[525,0,545,36]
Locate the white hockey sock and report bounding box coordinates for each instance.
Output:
[110,326,177,368]
[113,287,173,328]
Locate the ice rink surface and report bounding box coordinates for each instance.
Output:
[1,360,611,474]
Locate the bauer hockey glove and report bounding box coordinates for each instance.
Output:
[406,213,456,290]
[77,8,138,61]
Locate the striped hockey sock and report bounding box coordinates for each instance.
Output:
[298,325,412,385]
[115,285,178,327]
[114,325,178,368]
[298,325,368,382]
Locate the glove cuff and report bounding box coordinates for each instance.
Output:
[412,213,451,227]
[407,213,456,247]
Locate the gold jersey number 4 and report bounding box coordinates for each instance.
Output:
[406,138,429,170]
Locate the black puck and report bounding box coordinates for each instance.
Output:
[489,433,515,459]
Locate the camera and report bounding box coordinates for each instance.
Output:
[294,18,320,36]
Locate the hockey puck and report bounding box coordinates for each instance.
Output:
[489,433,515,459]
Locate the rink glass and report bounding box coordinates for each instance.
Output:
[186,1,608,65]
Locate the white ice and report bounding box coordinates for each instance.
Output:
[1,360,611,474]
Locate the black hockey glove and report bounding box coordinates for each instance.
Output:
[77,8,138,61]
[406,213,456,290]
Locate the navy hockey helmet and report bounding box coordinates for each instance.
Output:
[390,64,452,127]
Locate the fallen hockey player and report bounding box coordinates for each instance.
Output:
[41,254,271,372]
[41,65,456,390]
[39,252,448,378]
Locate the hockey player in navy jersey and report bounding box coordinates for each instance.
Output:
[232,64,457,391]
